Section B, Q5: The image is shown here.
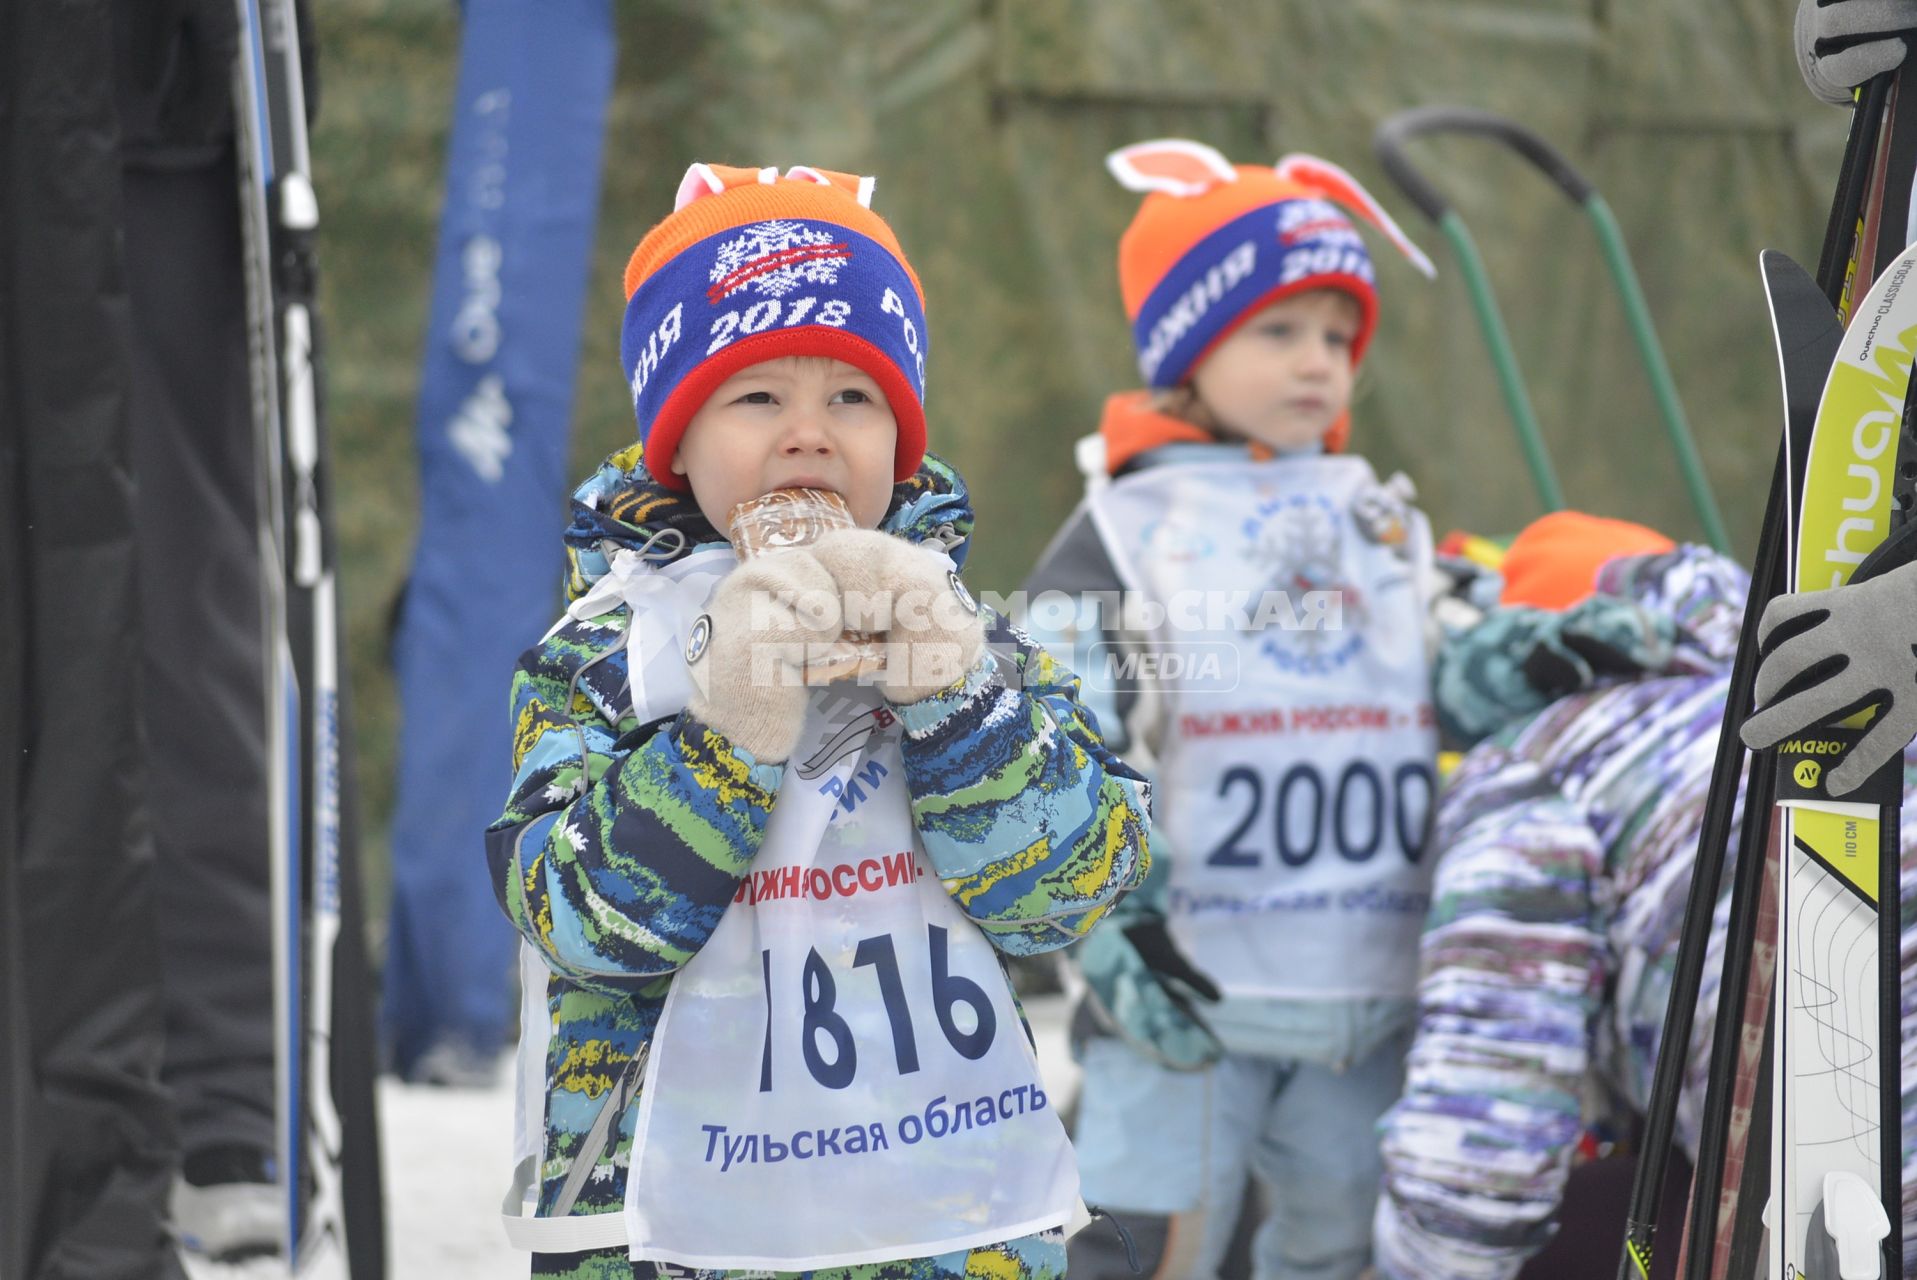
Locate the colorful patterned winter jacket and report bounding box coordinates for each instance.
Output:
[1373,545,1917,1278]
[487,445,1151,1275]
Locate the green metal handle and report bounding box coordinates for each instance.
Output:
[1439,210,1564,512]
[1586,195,1730,551]
[1376,108,1731,550]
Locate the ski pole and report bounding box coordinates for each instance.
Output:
[1374,107,1731,552]
[233,0,373,1269]
[1687,66,1917,1280]
[1612,70,1894,1280]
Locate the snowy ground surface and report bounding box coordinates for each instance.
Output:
[185,994,1080,1280]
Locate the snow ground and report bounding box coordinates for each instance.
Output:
[186,994,1080,1280]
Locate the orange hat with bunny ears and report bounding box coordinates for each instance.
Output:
[620,163,929,490]
[1108,140,1433,449]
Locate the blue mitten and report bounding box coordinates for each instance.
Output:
[1073,853,1223,1070]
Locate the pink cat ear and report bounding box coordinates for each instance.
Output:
[784,166,877,208]
[1106,139,1238,197]
[674,163,727,211]
[1274,153,1435,279]
[672,162,778,211]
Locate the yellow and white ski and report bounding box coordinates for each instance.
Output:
[1770,241,1916,1280]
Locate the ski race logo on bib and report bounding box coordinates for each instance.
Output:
[709,220,852,302]
[1243,492,1364,674]
[796,701,897,782]
[794,693,900,825]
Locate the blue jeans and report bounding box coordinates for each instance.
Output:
[1073,1003,1411,1280]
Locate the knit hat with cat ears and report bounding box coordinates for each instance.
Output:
[1108,140,1433,391]
[621,163,928,490]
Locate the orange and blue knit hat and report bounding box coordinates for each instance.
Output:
[621,163,928,490]
[1108,140,1434,395]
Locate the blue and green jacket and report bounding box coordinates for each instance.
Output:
[488,444,1150,1277]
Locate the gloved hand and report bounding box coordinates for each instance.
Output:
[684,550,843,764]
[1797,0,1917,106]
[1076,912,1223,1070]
[1519,597,1671,699]
[807,528,987,705]
[1120,916,1223,1004]
[1739,557,1917,795]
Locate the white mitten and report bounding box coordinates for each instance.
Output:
[808,528,987,705]
[684,550,842,763]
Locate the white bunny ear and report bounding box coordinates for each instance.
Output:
[1275,153,1436,279]
[674,162,727,211]
[1106,138,1238,197]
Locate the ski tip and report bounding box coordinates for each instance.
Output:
[1759,247,1838,331]
[1760,248,1811,284]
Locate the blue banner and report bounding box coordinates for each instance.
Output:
[383,0,615,1078]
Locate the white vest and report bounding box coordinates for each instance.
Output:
[1086,456,1439,998]
[504,541,1078,1266]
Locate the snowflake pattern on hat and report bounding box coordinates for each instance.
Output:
[706,219,851,304]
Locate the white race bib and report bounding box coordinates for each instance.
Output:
[623,682,1077,1269]
[1087,456,1438,998]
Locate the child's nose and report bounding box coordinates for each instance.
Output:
[778,406,834,453]
[1298,335,1338,374]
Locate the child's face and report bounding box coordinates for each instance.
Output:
[671,357,900,532]
[1189,290,1360,453]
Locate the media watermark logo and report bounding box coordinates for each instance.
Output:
[698,582,1347,693]
[1003,588,1344,638]
[1084,641,1241,695]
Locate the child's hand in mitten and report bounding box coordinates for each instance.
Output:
[1075,912,1222,1070]
[808,528,986,705]
[685,551,842,763]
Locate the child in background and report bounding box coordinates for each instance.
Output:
[488,163,1150,1280]
[1024,140,1438,1280]
[1376,515,1917,1280]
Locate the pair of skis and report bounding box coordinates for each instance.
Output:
[230,1,353,1274]
[1763,234,1913,1280]
[1619,70,1917,1280]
